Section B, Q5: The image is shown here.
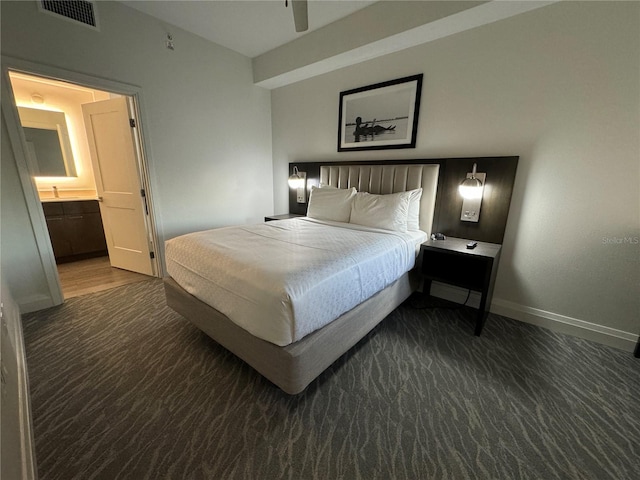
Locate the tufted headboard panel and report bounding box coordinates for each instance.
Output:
[319,164,439,235]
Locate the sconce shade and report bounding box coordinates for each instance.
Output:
[459,162,484,199]
[459,162,486,223]
[288,166,307,203]
[288,166,304,189]
[459,177,483,199]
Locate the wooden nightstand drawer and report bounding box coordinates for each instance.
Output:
[422,249,490,291]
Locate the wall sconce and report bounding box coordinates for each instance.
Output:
[288,166,307,203]
[458,163,485,222]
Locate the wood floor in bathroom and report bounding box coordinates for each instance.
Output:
[57,256,151,299]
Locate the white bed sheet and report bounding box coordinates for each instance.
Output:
[165,218,426,346]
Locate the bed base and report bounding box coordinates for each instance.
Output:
[164,272,419,394]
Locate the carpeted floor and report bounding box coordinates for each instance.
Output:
[22,279,640,480]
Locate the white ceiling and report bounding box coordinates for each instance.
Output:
[118,0,558,89]
[120,0,378,58]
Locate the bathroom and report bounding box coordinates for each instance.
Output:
[8,71,155,298]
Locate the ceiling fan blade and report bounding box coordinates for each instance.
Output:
[291,0,308,32]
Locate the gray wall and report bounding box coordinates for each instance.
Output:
[1,1,273,307]
[1,116,51,306]
[271,2,639,344]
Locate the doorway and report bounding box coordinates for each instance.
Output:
[4,66,159,303]
[57,257,150,299]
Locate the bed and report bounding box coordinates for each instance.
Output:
[164,163,439,394]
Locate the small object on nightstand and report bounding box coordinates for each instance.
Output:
[466,241,478,249]
[431,232,446,240]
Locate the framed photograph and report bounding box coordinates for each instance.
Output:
[338,74,423,152]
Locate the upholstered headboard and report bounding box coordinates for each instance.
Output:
[289,157,519,244]
[319,164,439,235]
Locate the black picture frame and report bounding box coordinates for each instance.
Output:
[338,74,423,152]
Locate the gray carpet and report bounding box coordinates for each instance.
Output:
[22,279,640,480]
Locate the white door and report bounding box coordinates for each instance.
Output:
[82,97,155,276]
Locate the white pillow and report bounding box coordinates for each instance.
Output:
[349,191,411,232]
[407,188,423,231]
[307,186,357,223]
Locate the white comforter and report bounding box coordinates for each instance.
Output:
[165,218,425,346]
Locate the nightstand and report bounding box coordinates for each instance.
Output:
[264,213,304,222]
[420,237,501,336]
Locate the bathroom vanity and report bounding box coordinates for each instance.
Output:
[42,199,107,263]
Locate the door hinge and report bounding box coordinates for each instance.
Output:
[150,251,155,259]
[129,118,136,128]
[141,189,149,215]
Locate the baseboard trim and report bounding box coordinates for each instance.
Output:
[429,282,637,353]
[18,294,55,314]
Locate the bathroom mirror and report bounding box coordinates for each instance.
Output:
[17,107,77,177]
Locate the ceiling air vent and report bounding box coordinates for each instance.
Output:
[38,0,99,30]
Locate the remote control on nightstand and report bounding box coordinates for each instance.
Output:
[466,241,478,249]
